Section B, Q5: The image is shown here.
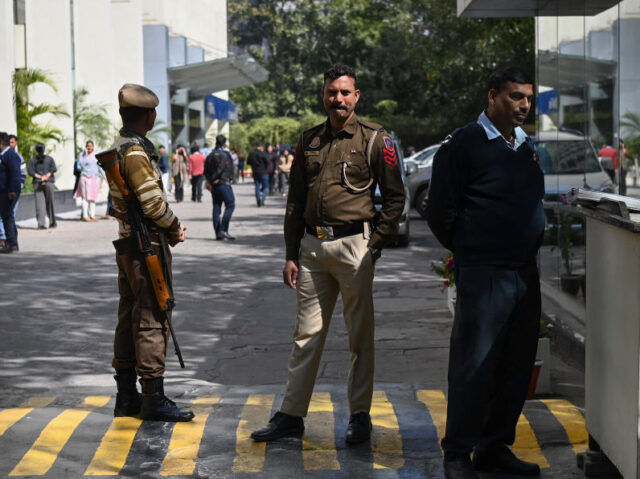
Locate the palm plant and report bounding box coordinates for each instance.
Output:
[73,86,115,154]
[13,68,68,161]
[621,111,640,157]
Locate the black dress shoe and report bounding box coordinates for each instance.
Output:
[250,411,304,441]
[0,244,19,254]
[473,444,540,476]
[444,456,479,479]
[345,412,372,444]
[216,235,226,241]
[221,231,235,240]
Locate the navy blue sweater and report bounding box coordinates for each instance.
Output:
[0,148,22,194]
[426,123,545,267]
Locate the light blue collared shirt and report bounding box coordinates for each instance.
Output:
[477,111,528,151]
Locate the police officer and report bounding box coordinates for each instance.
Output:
[426,67,544,478]
[107,84,193,422]
[251,63,405,444]
[204,134,236,240]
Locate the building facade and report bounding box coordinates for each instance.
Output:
[0,0,266,190]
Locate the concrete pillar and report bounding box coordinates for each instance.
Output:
[0,0,16,134]
[25,0,75,190]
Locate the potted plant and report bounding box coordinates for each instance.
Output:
[431,253,456,315]
[556,212,582,296]
[535,318,552,395]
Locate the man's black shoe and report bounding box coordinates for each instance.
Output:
[345,412,372,444]
[444,456,479,479]
[473,444,540,476]
[37,225,47,230]
[0,244,19,254]
[113,369,142,417]
[250,411,304,441]
[140,377,194,422]
[216,235,226,241]
[221,231,235,240]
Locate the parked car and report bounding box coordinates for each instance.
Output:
[403,144,440,218]
[534,130,616,202]
[373,134,411,246]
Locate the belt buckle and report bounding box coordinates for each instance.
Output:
[316,226,334,240]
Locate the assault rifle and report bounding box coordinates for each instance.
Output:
[96,148,185,368]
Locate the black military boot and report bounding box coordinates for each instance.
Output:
[113,369,143,417]
[140,377,194,422]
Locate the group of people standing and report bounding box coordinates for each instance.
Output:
[246,142,294,207]
[0,134,62,253]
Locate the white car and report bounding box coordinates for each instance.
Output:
[534,130,615,201]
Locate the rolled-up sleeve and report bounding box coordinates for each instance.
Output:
[123,147,180,234]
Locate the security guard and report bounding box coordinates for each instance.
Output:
[426,67,543,478]
[108,84,193,422]
[251,63,405,444]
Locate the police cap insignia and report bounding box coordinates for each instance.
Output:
[383,137,394,150]
[309,137,321,148]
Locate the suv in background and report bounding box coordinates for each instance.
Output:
[534,131,615,202]
[403,144,440,218]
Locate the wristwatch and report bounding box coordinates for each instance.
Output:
[368,247,382,263]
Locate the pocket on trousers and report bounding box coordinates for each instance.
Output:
[139,308,164,329]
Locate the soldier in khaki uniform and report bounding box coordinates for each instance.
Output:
[108,84,193,422]
[252,63,405,444]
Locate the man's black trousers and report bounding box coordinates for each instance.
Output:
[441,262,540,458]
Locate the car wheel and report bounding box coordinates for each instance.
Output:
[415,187,429,219]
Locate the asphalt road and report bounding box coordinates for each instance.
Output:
[0,182,588,478]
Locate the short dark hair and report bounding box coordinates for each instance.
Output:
[488,66,533,93]
[85,140,94,147]
[191,145,200,153]
[8,134,17,142]
[216,134,226,147]
[158,145,166,150]
[324,63,357,86]
[0,132,8,146]
[119,106,154,124]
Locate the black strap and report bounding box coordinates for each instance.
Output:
[305,222,364,239]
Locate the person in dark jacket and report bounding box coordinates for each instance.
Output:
[0,132,22,253]
[425,66,544,479]
[27,143,58,229]
[205,135,236,240]
[247,143,269,207]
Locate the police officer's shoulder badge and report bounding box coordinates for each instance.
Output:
[309,137,321,148]
[382,136,397,167]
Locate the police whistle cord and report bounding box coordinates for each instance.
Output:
[96,148,185,368]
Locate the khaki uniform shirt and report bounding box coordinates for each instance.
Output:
[108,131,182,242]
[284,115,405,260]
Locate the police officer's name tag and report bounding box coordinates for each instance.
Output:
[304,150,320,156]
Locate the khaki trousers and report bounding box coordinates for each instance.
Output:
[112,243,171,379]
[280,231,376,417]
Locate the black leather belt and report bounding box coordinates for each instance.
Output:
[305,222,364,240]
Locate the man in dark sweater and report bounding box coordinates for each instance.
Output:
[0,132,22,253]
[204,135,236,240]
[426,67,544,479]
[247,143,269,207]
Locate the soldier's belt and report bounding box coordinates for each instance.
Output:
[113,232,165,254]
[305,222,364,240]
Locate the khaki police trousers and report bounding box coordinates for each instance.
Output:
[112,243,171,379]
[280,231,376,417]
